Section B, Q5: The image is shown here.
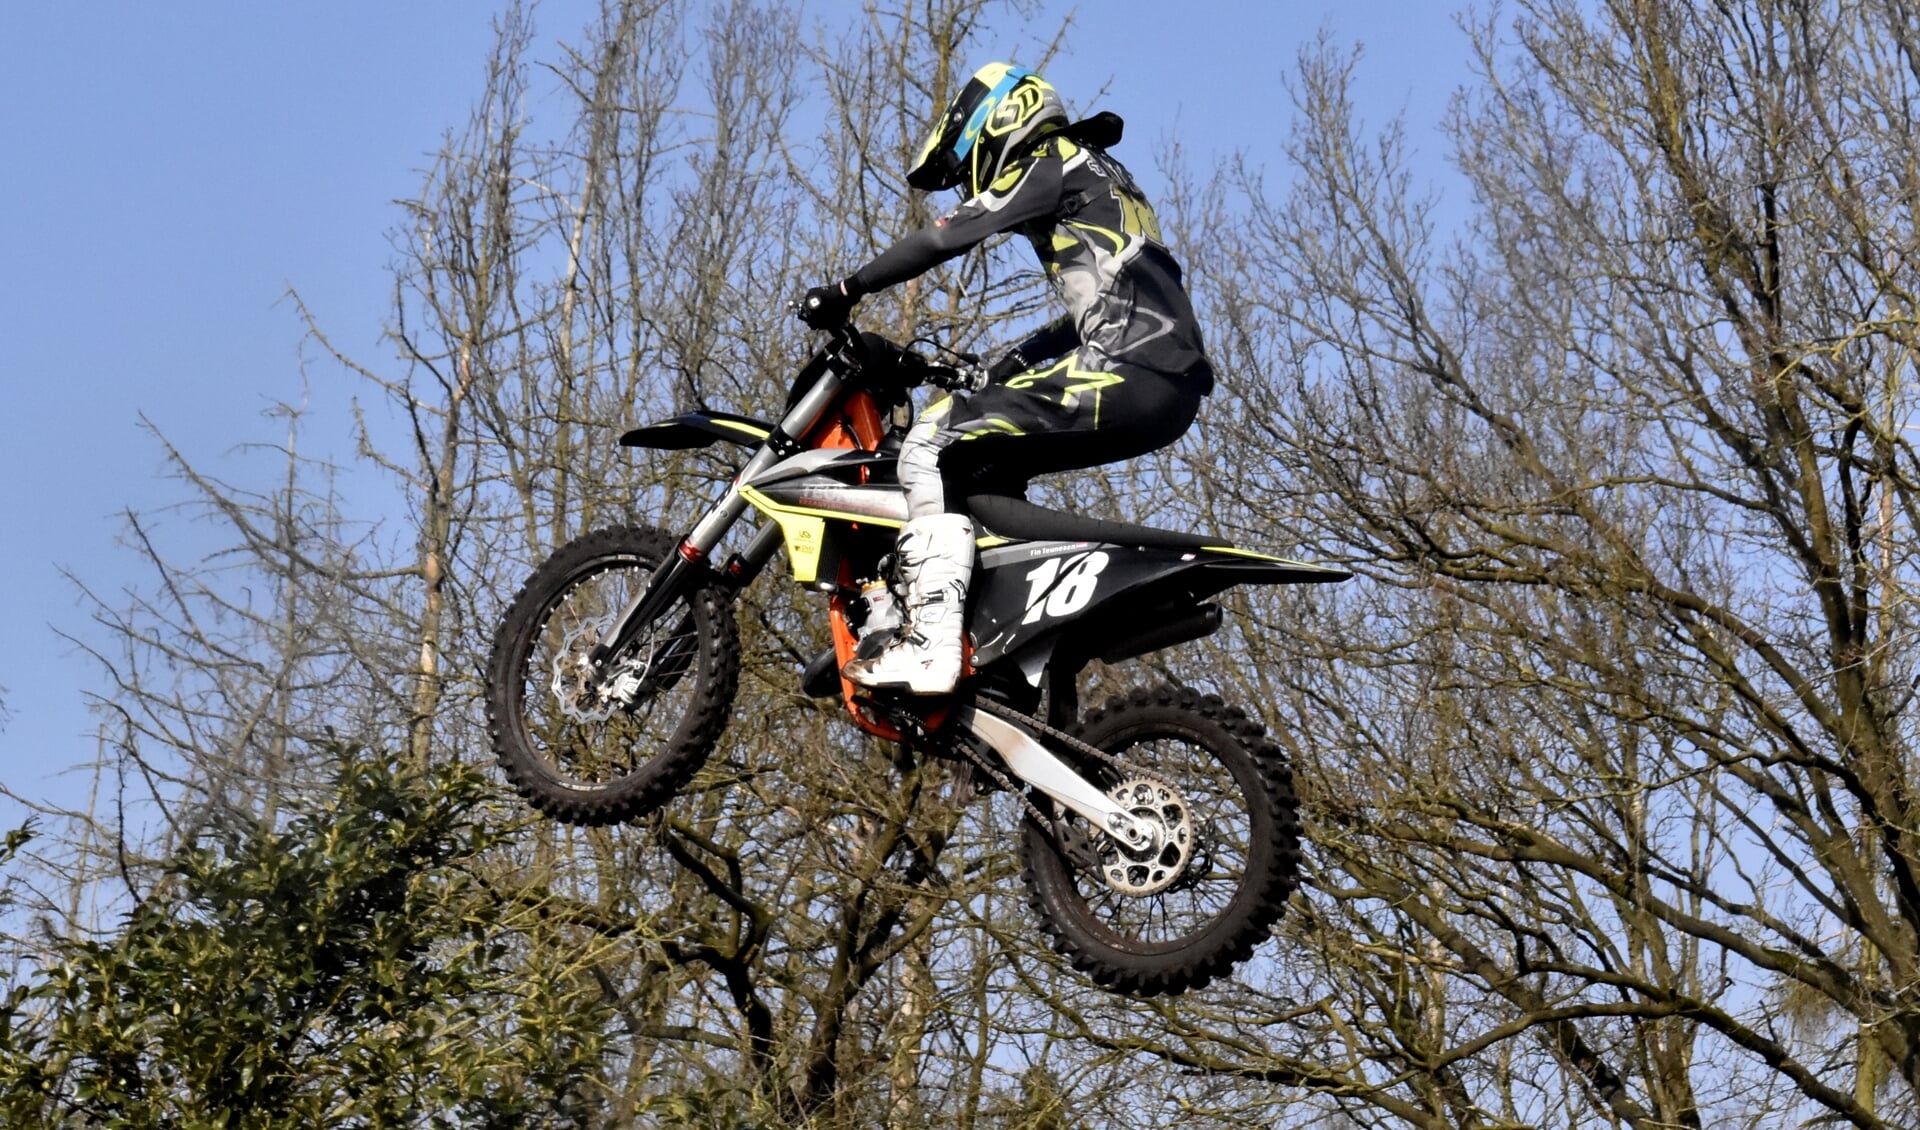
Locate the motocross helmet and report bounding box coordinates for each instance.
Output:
[907,62,1068,197]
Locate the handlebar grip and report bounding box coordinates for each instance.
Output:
[924,364,988,393]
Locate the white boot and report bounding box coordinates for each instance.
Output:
[843,513,975,695]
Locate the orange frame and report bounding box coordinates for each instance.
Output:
[809,389,955,740]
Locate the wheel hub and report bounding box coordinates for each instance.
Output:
[550,620,643,723]
[1095,776,1195,897]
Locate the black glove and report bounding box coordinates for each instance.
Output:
[987,347,1031,383]
[799,280,857,329]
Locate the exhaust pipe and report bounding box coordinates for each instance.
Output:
[1095,603,1222,664]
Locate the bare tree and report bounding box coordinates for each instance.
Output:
[62,0,1916,1125]
[1111,1,1920,1126]
[304,1,1097,1125]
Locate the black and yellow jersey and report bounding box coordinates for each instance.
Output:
[848,134,1209,388]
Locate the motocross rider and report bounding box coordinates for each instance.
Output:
[801,62,1213,695]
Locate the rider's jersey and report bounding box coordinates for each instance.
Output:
[849,135,1210,389]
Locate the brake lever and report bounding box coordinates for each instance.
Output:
[788,297,860,343]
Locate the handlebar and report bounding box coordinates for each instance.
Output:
[791,300,988,394]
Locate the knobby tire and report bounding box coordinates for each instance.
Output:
[1019,684,1301,996]
[485,525,740,825]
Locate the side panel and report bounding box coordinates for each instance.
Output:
[738,471,906,585]
[743,448,899,492]
[968,541,1206,666]
[751,478,909,524]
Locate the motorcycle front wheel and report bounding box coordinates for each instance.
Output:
[1020,684,1301,996]
[485,524,740,825]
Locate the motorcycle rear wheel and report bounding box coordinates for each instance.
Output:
[485,525,740,825]
[1020,685,1301,996]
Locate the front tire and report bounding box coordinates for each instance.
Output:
[485,525,740,825]
[1020,685,1301,996]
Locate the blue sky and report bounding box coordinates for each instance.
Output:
[0,1,1474,822]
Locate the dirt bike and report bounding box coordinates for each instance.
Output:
[484,319,1351,995]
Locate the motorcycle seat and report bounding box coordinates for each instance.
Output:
[965,493,1216,550]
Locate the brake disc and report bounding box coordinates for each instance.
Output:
[550,621,642,724]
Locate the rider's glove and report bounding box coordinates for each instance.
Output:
[800,279,859,329]
[987,347,1031,383]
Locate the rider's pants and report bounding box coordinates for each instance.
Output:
[897,352,1209,518]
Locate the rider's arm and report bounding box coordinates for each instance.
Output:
[842,149,1065,298]
[1013,315,1078,364]
[987,313,1078,381]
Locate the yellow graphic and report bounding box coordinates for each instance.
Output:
[712,418,770,440]
[737,483,1017,578]
[739,486,906,584]
[1200,545,1331,570]
[985,80,1046,137]
[918,395,954,424]
[770,512,827,583]
[1006,357,1125,418]
[1115,186,1162,241]
[1068,219,1127,256]
[957,415,1026,441]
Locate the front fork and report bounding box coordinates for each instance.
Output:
[589,362,855,669]
[587,518,783,668]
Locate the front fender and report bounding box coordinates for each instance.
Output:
[619,410,773,450]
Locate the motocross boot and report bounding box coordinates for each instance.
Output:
[843,513,974,695]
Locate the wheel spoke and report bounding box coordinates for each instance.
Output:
[1058,731,1256,946]
[518,561,695,785]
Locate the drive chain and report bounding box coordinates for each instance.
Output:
[962,695,1145,873]
[970,694,1132,777]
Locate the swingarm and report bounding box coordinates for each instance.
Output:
[955,705,1154,852]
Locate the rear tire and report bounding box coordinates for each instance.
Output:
[1020,685,1300,995]
[485,525,740,825]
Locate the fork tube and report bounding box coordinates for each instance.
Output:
[684,489,752,556]
[593,368,853,667]
[588,549,705,667]
[684,368,848,553]
[587,474,754,668]
[772,366,853,454]
[720,524,787,587]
